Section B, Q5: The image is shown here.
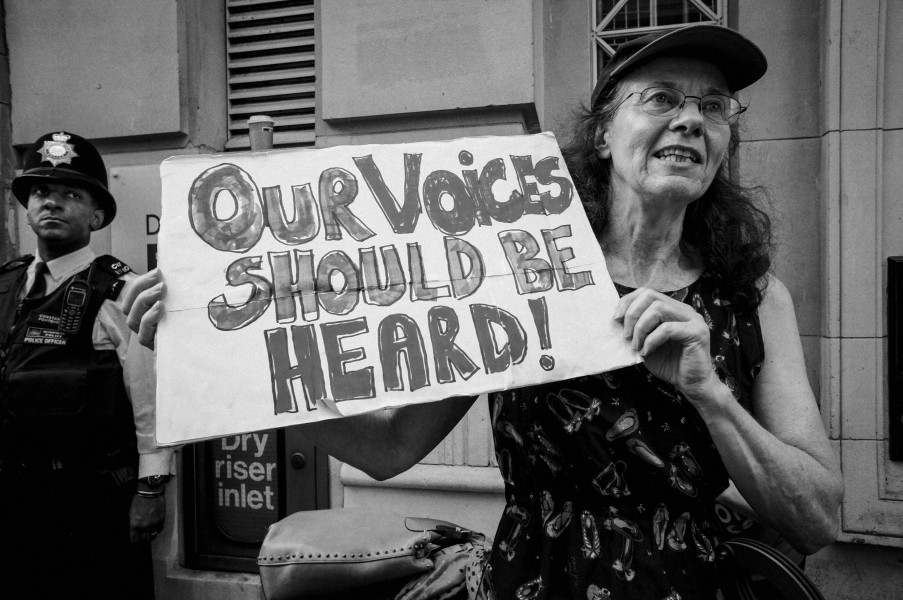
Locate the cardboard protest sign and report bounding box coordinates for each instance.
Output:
[155,133,639,445]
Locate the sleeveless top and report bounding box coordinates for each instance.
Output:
[484,273,764,600]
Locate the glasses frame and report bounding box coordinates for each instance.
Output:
[614,86,747,126]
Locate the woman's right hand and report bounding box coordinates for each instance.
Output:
[614,287,719,404]
[122,268,166,350]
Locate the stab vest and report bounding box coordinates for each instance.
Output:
[0,255,137,469]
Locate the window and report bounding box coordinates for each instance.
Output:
[225,0,316,150]
[592,0,727,81]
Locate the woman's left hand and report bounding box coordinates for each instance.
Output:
[614,288,717,402]
[617,281,843,555]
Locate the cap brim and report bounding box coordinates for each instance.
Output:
[12,170,117,229]
[592,25,767,107]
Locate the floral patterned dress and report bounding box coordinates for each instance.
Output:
[481,274,764,600]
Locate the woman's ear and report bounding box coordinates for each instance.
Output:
[594,125,611,160]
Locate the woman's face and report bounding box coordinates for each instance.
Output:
[597,56,733,208]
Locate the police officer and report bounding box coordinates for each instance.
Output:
[0,131,173,599]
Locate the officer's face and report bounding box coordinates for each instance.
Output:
[26,183,104,256]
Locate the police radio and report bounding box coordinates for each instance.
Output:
[59,279,91,334]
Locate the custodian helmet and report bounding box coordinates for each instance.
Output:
[11,131,117,228]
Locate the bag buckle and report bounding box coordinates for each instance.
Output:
[434,524,484,542]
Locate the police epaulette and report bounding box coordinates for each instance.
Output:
[94,255,133,277]
[108,280,126,300]
[0,254,35,274]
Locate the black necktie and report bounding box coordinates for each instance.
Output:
[25,262,48,300]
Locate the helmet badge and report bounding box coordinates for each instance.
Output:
[38,132,79,167]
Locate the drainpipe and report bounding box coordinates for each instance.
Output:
[0,1,17,262]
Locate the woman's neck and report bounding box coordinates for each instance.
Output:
[600,197,701,290]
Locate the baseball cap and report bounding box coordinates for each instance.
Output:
[590,24,768,109]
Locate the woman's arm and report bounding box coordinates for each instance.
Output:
[295,395,478,481]
[707,276,842,553]
[121,269,478,481]
[618,277,843,554]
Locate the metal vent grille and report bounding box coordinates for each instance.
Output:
[592,0,725,80]
[226,0,315,150]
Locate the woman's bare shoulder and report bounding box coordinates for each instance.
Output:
[758,273,795,316]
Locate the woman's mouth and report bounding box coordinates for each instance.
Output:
[653,147,701,163]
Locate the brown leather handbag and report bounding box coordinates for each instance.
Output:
[257,508,482,600]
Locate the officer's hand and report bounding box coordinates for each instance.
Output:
[130,494,166,545]
[122,268,166,350]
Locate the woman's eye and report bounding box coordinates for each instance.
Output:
[650,93,673,104]
[702,99,725,114]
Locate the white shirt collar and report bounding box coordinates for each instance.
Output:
[30,246,97,294]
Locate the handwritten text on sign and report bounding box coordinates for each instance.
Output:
[155,133,638,445]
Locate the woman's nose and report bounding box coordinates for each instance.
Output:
[669,100,705,135]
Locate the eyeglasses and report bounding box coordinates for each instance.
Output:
[616,86,747,125]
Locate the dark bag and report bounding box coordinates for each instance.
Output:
[257,508,483,600]
[717,538,825,600]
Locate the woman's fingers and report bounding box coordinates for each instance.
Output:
[617,290,685,340]
[638,319,703,356]
[630,302,666,352]
[630,298,670,349]
[124,281,165,334]
[122,269,167,349]
[136,298,165,350]
[614,288,653,340]
[614,288,708,354]
[122,268,160,314]
[614,287,717,397]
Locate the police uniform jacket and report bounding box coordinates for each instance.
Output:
[0,246,172,477]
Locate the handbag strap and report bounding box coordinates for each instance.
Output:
[404,517,486,546]
[716,538,825,600]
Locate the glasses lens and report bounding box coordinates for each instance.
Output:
[700,96,728,120]
[635,87,744,125]
[700,95,743,124]
[639,87,683,115]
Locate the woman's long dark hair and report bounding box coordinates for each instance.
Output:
[561,82,773,313]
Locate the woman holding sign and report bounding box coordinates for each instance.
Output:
[126,24,841,600]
